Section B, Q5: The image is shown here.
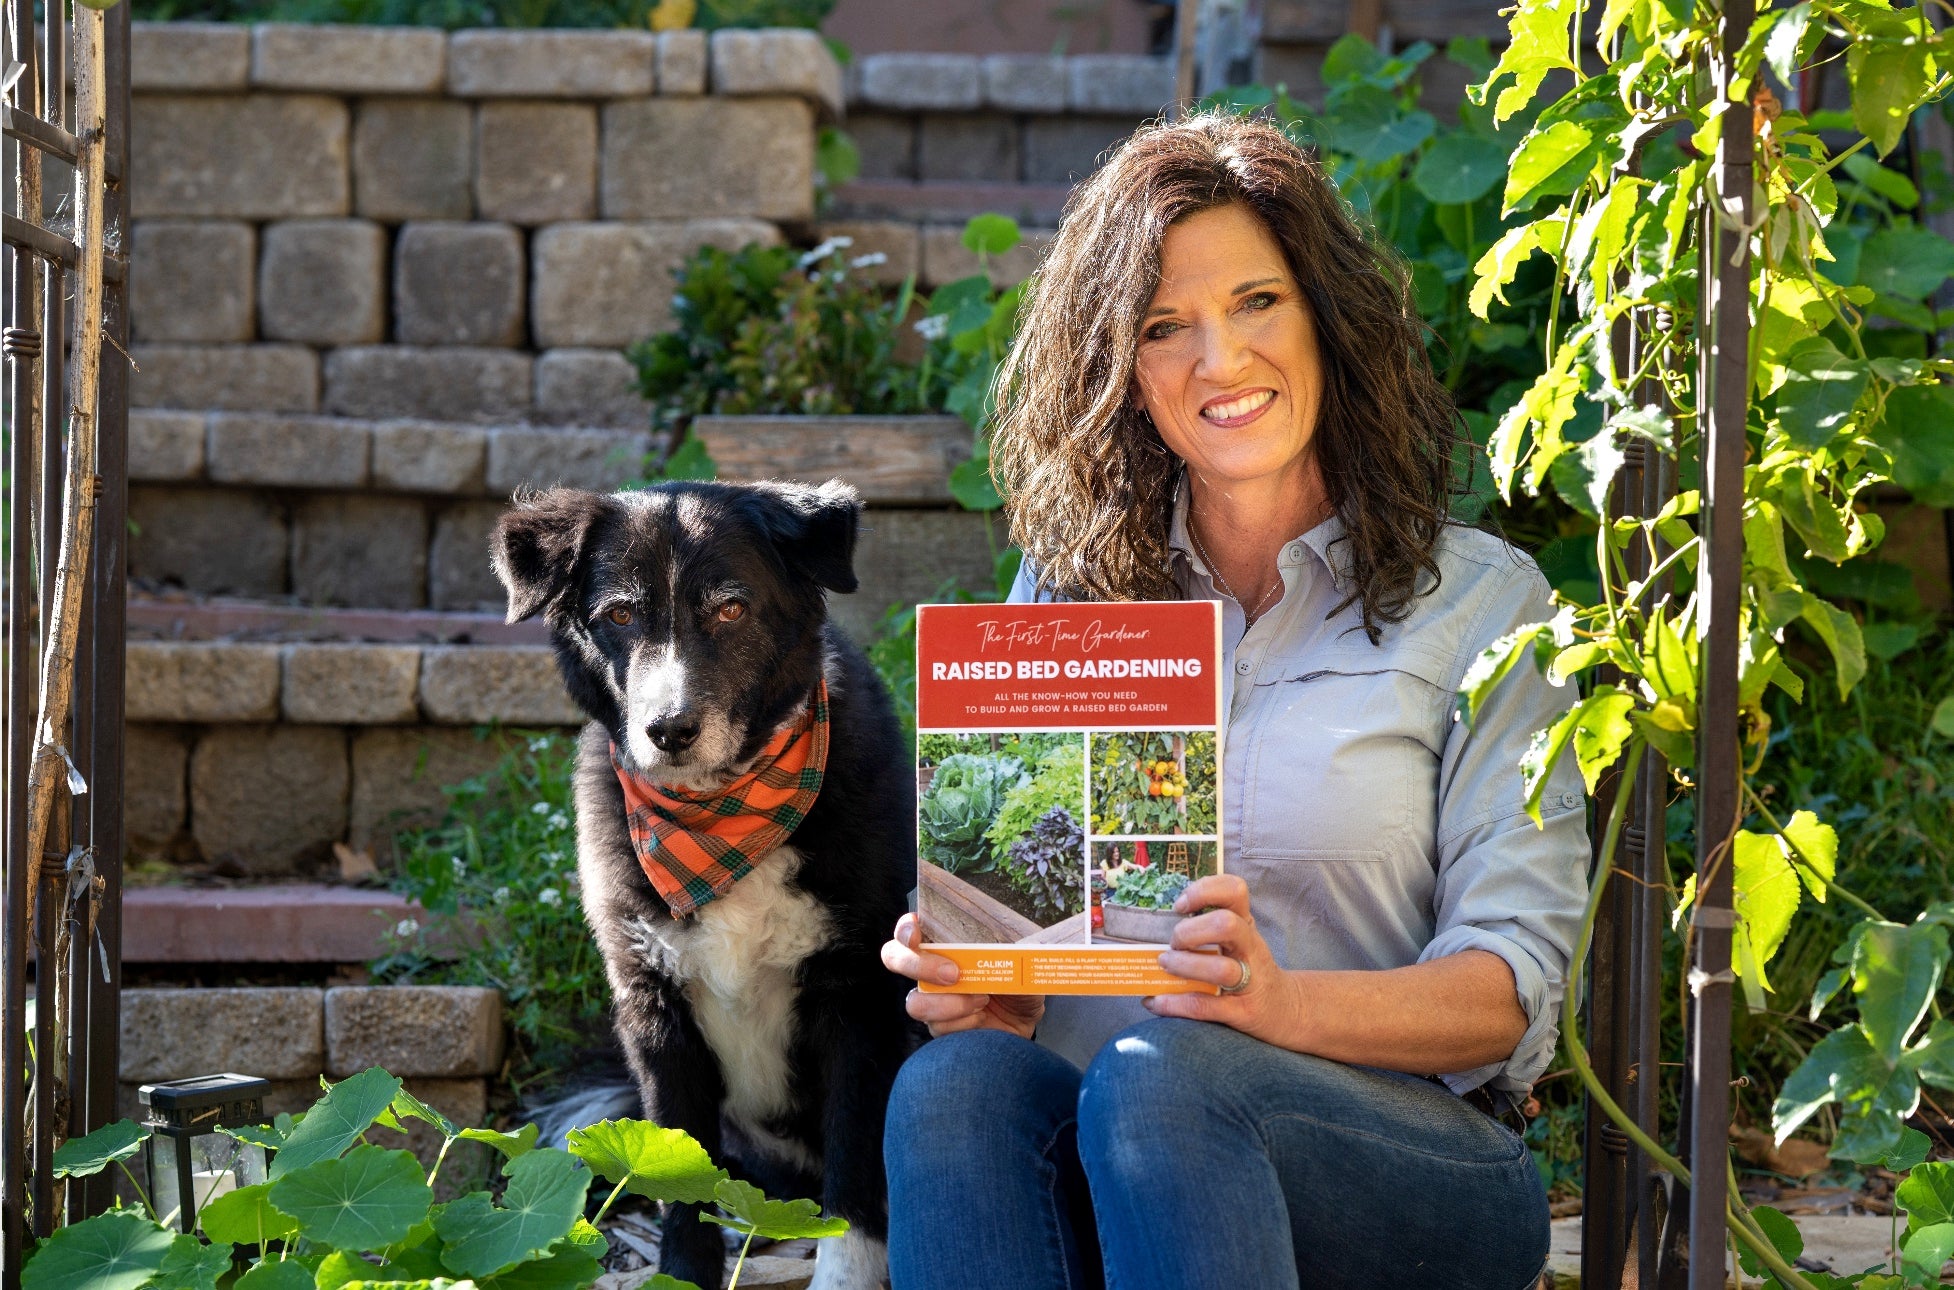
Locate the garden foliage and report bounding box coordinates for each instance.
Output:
[26,1068,844,1289]
[917,752,1026,875]
[1442,0,1953,1281]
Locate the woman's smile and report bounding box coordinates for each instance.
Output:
[1201,388,1276,427]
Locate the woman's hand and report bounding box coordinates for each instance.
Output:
[1147,874,1305,1046]
[881,912,1046,1040]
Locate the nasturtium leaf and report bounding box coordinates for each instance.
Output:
[269,1145,433,1252]
[231,1261,316,1290]
[656,434,717,484]
[435,1149,591,1278]
[20,1209,175,1290]
[1885,1126,1934,1173]
[1322,86,1435,162]
[947,456,1003,512]
[1932,696,1954,741]
[151,1231,231,1290]
[389,1088,457,1140]
[1734,1205,1802,1278]
[1849,38,1937,157]
[1842,151,1920,210]
[1857,227,1954,301]
[565,1119,726,1205]
[476,1243,607,1289]
[1569,688,1635,793]
[196,1182,299,1248]
[1799,595,1866,702]
[1503,120,1599,212]
[218,1124,285,1153]
[1855,921,1949,1066]
[315,1249,369,1290]
[1732,830,1801,989]
[1779,810,1838,901]
[1873,385,1954,509]
[458,1123,539,1160]
[271,1068,403,1179]
[639,1278,705,1290]
[1902,1223,1954,1284]
[52,1119,150,1179]
[1774,337,1868,449]
[1897,1160,1954,1228]
[960,213,1021,259]
[1411,132,1509,205]
[702,1178,850,1241]
[1863,622,1921,662]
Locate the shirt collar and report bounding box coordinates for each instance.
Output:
[1166,476,1351,586]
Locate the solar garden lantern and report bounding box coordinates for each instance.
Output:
[138,1073,271,1232]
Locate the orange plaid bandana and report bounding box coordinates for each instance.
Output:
[612,682,829,918]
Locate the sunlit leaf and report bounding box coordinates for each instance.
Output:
[272,1068,403,1179]
[269,1146,433,1252]
[701,1178,849,1241]
[1902,1223,1954,1285]
[20,1210,175,1290]
[565,1119,726,1206]
[1469,222,1544,318]
[150,1232,230,1290]
[198,1182,300,1249]
[1732,830,1801,990]
[1848,37,1937,157]
[231,1262,314,1290]
[960,213,1021,259]
[1504,120,1600,212]
[1779,810,1838,902]
[1570,687,1636,792]
[1734,1205,1802,1278]
[1774,337,1868,449]
[436,1149,591,1278]
[52,1120,149,1179]
[1855,921,1948,1066]
[1799,594,1867,701]
[458,1123,539,1160]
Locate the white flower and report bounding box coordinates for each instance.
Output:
[492,886,511,904]
[394,918,420,938]
[528,737,551,753]
[538,887,563,907]
[798,235,853,268]
[548,812,570,831]
[450,856,466,878]
[913,314,950,341]
[531,802,550,816]
[851,252,888,269]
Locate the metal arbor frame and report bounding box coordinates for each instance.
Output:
[1580,0,1753,1285]
[1,0,131,1283]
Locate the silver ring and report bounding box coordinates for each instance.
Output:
[1217,956,1251,995]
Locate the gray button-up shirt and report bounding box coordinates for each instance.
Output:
[1016,493,1592,1099]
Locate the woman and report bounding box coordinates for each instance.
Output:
[880,112,1589,1289]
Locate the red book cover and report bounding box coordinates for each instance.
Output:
[913,601,1225,996]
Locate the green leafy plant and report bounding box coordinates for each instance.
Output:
[986,741,1085,865]
[22,1072,845,1289]
[371,730,609,1088]
[1453,0,1953,1282]
[1002,806,1086,924]
[917,752,1026,874]
[1103,863,1189,911]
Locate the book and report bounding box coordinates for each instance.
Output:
[913,600,1225,996]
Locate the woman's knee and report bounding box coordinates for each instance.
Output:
[1077,1019,1257,1154]
[885,1029,1082,1169]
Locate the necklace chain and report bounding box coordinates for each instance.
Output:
[1188,517,1282,624]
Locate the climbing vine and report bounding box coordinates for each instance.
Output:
[1464,0,1953,1281]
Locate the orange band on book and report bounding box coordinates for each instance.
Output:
[918,945,1222,996]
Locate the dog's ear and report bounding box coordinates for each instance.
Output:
[491,488,610,623]
[746,480,862,594]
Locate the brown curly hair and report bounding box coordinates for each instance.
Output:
[989,110,1463,641]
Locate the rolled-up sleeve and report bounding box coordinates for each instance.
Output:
[1416,563,1592,1099]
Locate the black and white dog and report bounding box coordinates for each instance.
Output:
[491,480,918,1290]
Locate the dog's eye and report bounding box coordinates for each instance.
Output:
[716,601,746,623]
[606,607,632,626]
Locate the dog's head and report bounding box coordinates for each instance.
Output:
[491,480,861,791]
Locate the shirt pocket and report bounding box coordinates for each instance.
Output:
[1240,653,1451,862]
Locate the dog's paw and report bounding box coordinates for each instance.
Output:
[808,1230,888,1290]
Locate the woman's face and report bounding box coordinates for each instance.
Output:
[1132,202,1324,497]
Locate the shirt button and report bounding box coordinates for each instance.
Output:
[1562,792,1583,808]
[1286,544,1304,562]
[1235,660,1251,675]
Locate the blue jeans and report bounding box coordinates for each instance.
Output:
[884,1018,1548,1290]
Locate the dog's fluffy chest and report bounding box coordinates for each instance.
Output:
[627,848,833,1153]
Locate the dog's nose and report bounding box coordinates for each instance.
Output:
[646,712,701,753]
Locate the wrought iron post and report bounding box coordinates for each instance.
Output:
[1685,0,1754,1281]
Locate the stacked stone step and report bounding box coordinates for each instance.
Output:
[120,985,504,1194]
[119,25,995,886]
